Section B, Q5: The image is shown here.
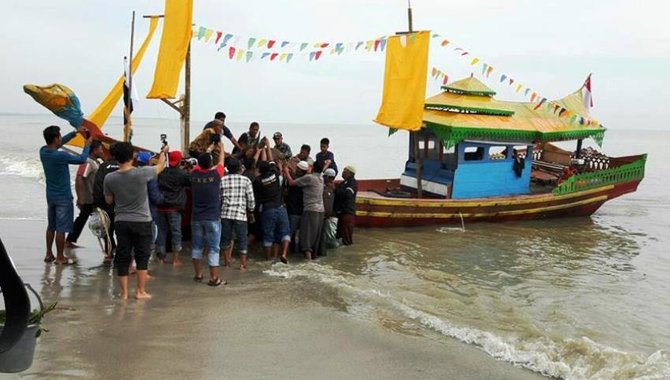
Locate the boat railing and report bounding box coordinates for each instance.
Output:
[552,154,647,195]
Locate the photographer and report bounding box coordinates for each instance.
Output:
[156,149,191,265]
[188,119,226,162]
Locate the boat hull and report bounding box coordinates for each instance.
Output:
[354,178,642,227]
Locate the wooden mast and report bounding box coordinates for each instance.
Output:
[403,0,423,198]
[143,14,190,153]
[123,11,136,142]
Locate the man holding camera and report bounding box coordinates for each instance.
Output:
[40,125,92,265]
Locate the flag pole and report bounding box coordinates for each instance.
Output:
[124,10,136,142]
[405,0,423,198]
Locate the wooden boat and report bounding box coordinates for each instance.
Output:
[358,77,646,227]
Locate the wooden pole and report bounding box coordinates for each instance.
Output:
[407,1,423,198]
[123,11,136,142]
[181,42,191,153]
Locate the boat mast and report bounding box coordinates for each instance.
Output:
[123,10,136,142]
[144,14,190,153]
[401,0,423,198]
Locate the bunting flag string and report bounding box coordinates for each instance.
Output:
[191,24,597,126]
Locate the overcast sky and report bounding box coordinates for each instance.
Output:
[1,0,669,130]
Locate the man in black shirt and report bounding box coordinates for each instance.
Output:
[334,165,358,246]
[253,161,290,263]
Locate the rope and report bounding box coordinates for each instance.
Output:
[88,208,112,257]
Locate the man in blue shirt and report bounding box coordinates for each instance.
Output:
[40,125,92,265]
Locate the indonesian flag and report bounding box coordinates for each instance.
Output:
[582,74,593,110]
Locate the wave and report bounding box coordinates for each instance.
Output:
[0,154,45,183]
[265,264,670,380]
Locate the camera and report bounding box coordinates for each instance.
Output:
[209,133,221,144]
[160,134,167,147]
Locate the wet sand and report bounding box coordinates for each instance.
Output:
[0,219,545,379]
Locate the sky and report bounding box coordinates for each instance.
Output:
[1,0,669,130]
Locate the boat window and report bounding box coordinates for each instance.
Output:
[463,146,485,161]
[489,146,507,160]
[513,145,528,159]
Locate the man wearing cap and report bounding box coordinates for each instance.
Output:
[318,168,339,256]
[284,160,325,260]
[156,150,191,265]
[190,141,226,286]
[272,132,292,159]
[335,165,358,246]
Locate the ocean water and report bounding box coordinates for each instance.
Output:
[1,114,668,379]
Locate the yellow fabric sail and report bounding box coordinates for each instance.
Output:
[66,17,160,148]
[146,0,193,99]
[373,31,430,131]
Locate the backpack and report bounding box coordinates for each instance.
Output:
[93,160,120,207]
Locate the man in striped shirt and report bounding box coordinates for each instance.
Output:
[220,157,255,271]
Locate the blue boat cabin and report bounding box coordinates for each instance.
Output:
[401,129,532,199]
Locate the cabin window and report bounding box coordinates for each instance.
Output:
[463,146,485,161]
[489,146,507,160]
[513,145,528,159]
[419,138,440,160]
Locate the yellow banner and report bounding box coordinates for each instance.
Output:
[146,0,193,99]
[67,17,160,148]
[373,31,430,131]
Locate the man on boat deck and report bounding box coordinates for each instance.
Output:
[233,121,261,154]
[315,137,338,175]
[272,132,292,159]
[190,142,226,287]
[334,166,358,246]
[103,142,168,300]
[290,144,314,169]
[189,119,229,162]
[66,139,104,248]
[213,112,242,151]
[40,125,92,265]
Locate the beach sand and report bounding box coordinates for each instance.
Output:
[0,219,545,379]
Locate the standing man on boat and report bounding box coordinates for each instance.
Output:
[220,157,255,271]
[233,122,261,154]
[316,137,338,175]
[66,139,104,248]
[335,166,358,246]
[272,132,292,159]
[40,125,92,265]
[214,112,243,152]
[190,143,226,287]
[103,142,168,300]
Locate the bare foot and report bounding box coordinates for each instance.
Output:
[172,259,183,267]
[147,273,155,280]
[44,253,55,263]
[240,265,247,272]
[119,292,129,300]
[135,291,152,300]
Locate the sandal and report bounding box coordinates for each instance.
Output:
[193,275,203,283]
[44,255,56,263]
[280,255,288,264]
[207,278,226,287]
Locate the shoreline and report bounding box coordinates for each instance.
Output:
[1,219,545,379]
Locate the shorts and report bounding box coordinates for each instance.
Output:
[260,205,290,248]
[47,198,74,233]
[221,218,249,254]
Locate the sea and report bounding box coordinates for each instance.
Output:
[1,113,668,379]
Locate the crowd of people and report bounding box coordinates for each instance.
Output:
[39,112,358,299]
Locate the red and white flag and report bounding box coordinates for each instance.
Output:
[582,74,593,110]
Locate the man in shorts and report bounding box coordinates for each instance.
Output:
[253,161,290,263]
[220,157,255,271]
[40,125,92,265]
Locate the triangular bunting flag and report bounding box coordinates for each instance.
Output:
[236,49,244,61]
[515,84,523,93]
[500,74,507,83]
[300,43,308,51]
[246,51,253,62]
[214,31,223,44]
[470,58,480,65]
[268,40,276,48]
[441,39,450,47]
[228,47,236,60]
[442,74,449,85]
[380,39,387,51]
[270,53,278,61]
[204,29,214,42]
[355,41,364,50]
[261,52,270,60]
[315,51,323,60]
[374,40,381,51]
[481,64,488,75]
[257,39,267,48]
[431,67,438,78]
[533,97,547,110]
[197,26,206,40]
[281,41,290,48]
[287,53,294,63]
[530,93,537,103]
[309,51,316,61]
[279,53,287,61]
[248,38,257,50]
[222,34,233,47]
[524,88,531,96]
[486,66,494,77]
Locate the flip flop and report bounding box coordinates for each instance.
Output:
[44,255,56,263]
[207,278,226,287]
[280,256,288,264]
[193,275,203,283]
[54,258,77,265]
